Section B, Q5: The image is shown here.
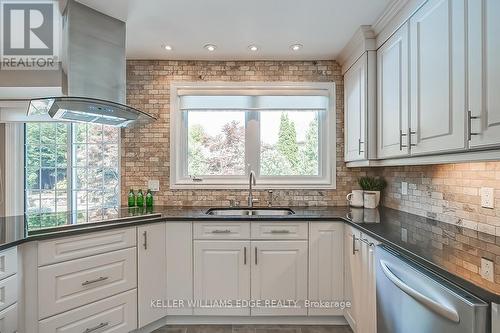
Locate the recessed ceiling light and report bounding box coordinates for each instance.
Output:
[248,45,259,52]
[290,44,303,51]
[204,44,217,52]
[163,45,173,51]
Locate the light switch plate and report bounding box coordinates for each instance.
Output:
[480,258,494,282]
[401,228,408,243]
[401,182,408,195]
[148,179,160,192]
[480,187,494,209]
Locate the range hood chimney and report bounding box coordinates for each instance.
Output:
[28,0,155,127]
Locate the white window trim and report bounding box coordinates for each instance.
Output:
[170,81,336,190]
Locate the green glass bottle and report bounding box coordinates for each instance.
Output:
[146,189,154,207]
[127,189,136,207]
[136,189,144,207]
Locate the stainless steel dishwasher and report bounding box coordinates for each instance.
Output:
[376,245,489,333]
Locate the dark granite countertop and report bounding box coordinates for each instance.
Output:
[1,205,499,303]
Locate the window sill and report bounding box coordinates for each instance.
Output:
[170,181,336,190]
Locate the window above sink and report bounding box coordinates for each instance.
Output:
[170,82,336,189]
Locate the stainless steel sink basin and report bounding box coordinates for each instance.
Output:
[206,208,295,216]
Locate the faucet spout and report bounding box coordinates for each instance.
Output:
[248,170,256,207]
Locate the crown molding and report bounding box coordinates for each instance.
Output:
[372,0,410,35]
[337,26,376,74]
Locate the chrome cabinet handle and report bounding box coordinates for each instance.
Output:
[468,110,480,141]
[143,231,147,250]
[82,276,108,286]
[270,230,290,234]
[84,322,109,333]
[352,234,359,255]
[358,138,364,154]
[255,247,258,265]
[244,246,247,265]
[399,130,408,150]
[211,229,231,234]
[409,128,417,147]
[380,260,459,323]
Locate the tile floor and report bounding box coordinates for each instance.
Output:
[152,325,353,333]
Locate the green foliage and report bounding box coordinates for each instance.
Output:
[358,176,387,191]
[277,113,299,168]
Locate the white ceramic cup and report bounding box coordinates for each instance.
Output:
[346,190,364,207]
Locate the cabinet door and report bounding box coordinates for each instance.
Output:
[468,0,500,148]
[138,223,166,328]
[377,23,410,158]
[409,0,466,155]
[358,234,378,333]
[344,227,362,332]
[194,240,250,316]
[308,222,343,316]
[166,223,193,315]
[345,54,367,162]
[251,241,308,316]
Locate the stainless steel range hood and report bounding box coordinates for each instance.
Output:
[27,0,155,127]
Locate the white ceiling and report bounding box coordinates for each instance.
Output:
[76,0,393,60]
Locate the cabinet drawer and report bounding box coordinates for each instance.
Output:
[38,227,136,266]
[251,222,308,239]
[194,222,250,239]
[0,275,17,313]
[0,247,17,281]
[39,289,137,333]
[38,248,137,319]
[0,303,17,333]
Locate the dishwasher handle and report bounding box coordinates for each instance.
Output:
[380,260,460,323]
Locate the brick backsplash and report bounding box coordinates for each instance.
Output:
[380,162,500,236]
[123,60,373,208]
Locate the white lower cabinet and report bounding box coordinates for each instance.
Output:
[308,222,344,316]
[38,247,137,319]
[38,289,137,333]
[194,240,250,316]
[138,223,167,327]
[344,226,378,333]
[166,222,193,315]
[251,241,308,316]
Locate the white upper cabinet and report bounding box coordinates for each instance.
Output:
[344,52,377,162]
[468,0,500,148]
[345,54,367,162]
[409,0,467,155]
[377,22,410,159]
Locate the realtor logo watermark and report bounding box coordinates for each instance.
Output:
[1,0,60,70]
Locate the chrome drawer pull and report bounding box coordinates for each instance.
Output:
[270,230,290,234]
[82,276,109,286]
[211,229,231,234]
[84,322,109,333]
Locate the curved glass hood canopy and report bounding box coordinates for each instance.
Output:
[23,1,156,128]
[28,97,156,127]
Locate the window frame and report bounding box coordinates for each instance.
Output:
[170,82,336,189]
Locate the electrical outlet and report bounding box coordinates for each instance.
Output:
[480,187,494,209]
[148,179,160,192]
[401,182,408,195]
[480,258,494,282]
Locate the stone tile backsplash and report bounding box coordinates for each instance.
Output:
[380,162,500,236]
[123,60,373,208]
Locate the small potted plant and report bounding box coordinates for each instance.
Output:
[358,176,387,208]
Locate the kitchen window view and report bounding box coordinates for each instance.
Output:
[174,90,334,188]
[24,123,120,229]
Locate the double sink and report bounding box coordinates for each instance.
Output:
[206,207,295,216]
